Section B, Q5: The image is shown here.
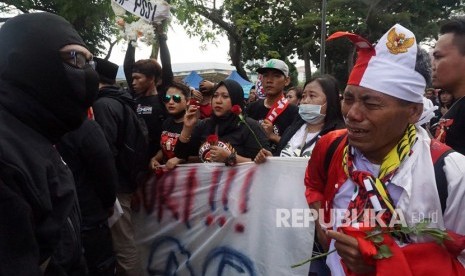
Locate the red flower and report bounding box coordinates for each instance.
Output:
[207,134,219,145]
[230,104,263,149]
[341,226,378,265]
[189,99,200,107]
[231,105,242,116]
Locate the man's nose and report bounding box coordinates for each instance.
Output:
[345,102,364,122]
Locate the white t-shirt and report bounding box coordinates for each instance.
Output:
[280,124,318,157]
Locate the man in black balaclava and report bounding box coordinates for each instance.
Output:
[0,12,99,275]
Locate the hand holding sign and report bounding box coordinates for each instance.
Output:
[112,0,171,23]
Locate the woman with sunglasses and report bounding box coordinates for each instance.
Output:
[149,82,191,170]
[174,79,270,165]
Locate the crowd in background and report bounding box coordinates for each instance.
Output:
[0,11,464,276]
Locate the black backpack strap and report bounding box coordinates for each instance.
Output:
[106,97,129,151]
[323,133,347,173]
[432,146,454,214]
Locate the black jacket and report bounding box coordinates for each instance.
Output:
[0,13,95,274]
[0,100,81,274]
[57,120,117,228]
[93,85,137,193]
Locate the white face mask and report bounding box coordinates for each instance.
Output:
[298,103,326,124]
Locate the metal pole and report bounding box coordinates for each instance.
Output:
[320,0,327,74]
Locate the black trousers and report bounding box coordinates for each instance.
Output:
[81,223,116,276]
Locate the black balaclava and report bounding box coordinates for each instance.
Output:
[210,79,245,136]
[0,12,99,142]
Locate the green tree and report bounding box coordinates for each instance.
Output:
[171,0,310,82]
[297,0,465,85]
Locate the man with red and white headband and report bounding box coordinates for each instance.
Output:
[246,59,298,153]
[305,24,465,275]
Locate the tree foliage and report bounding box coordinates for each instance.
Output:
[2,0,464,84]
[298,0,465,84]
[170,0,308,81]
[0,0,117,57]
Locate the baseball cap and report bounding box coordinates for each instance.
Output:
[256,59,289,77]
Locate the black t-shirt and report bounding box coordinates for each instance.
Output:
[160,117,183,162]
[439,96,465,155]
[136,95,166,156]
[246,98,298,151]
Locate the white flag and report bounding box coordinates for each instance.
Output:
[113,0,171,23]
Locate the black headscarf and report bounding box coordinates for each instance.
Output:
[0,12,98,142]
[209,79,245,136]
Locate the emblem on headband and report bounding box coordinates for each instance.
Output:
[386,28,415,54]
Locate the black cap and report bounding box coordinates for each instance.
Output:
[94,57,118,85]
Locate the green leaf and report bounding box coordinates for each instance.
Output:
[374,245,393,259]
[370,234,384,244]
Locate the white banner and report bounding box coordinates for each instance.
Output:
[133,158,314,275]
[113,0,171,23]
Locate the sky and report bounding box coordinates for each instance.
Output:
[108,21,232,66]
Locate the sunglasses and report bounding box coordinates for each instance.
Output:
[60,50,95,69]
[163,94,182,103]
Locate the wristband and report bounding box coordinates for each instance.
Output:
[225,152,237,167]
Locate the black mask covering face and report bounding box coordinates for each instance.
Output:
[0,13,99,141]
[63,62,99,108]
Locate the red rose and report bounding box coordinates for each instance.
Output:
[341,226,378,265]
[207,134,219,145]
[189,99,200,107]
[231,105,242,116]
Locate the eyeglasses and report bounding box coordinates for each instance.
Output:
[60,50,95,69]
[163,94,182,103]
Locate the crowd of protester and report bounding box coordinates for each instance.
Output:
[0,11,464,276]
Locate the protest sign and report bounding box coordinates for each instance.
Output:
[133,158,314,275]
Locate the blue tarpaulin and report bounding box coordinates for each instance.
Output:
[182,71,203,90]
[226,70,253,98]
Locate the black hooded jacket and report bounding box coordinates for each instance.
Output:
[56,120,117,228]
[0,13,98,274]
[93,85,139,193]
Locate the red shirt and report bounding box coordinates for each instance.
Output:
[199,103,212,119]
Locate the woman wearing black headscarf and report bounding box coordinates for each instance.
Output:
[175,79,270,165]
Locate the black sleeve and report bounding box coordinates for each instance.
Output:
[158,34,173,93]
[241,118,271,158]
[174,122,203,160]
[80,121,117,209]
[93,99,122,157]
[123,41,136,94]
[275,116,303,156]
[0,178,41,275]
[245,100,259,120]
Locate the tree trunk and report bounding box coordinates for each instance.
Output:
[228,34,249,81]
[303,48,311,82]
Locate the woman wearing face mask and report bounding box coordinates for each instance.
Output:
[255,75,344,161]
